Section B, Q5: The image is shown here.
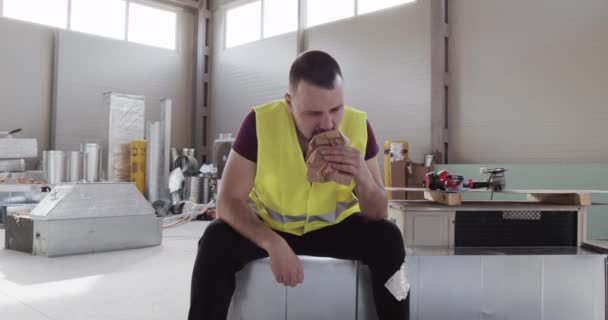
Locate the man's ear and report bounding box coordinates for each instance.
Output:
[284,93,293,113]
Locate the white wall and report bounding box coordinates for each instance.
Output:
[0,8,195,163]
[210,1,442,163]
[53,10,195,151]
[209,15,298,143]
[0,17,54,156]
[449,0,608,163]
[306,1,436,162]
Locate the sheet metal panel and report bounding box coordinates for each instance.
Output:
[542,255,605,320]
[228,258,286,320]
[286,257,357,320]
[481,256,542,320]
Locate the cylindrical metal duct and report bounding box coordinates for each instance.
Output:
[174,154,199,175]
[202,176,210,204]
[81,143,102,182]
[146,121,162,203]
[46,150,66,184]
[66,151,83,182]
[42,150,48,175]
[0,159,26,172]
[184,175,201,203]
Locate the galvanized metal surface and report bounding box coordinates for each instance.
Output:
[81,143,102,182]
[287,257,357,320]
[32,214,161,257]
[228,252,606,320]
[5,183,160,257]
[66,151,83,182]
[31,183,153,219]
[228,257,357,320]
[227,258,287,320]
[46,150,66,184]
[0,138,37,158]
[146,122,162,202]
[160,99,172,201]
[0,159,26,172]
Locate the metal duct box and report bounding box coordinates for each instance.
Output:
[0,138,38,158]
[5,183,161,257]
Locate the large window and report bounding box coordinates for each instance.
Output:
[305,0,354,28]
[1,0,178,50]
[225,1,261,48]
[128,2,177,50]
[3,0,68,28]
[225,0,417,48]
[263,0,297,38]
[70,0,126,40]
[358,0,416,15]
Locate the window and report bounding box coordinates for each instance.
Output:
[128,2,177,50]
[306,0,354,28]
[70,0,126,40]
[224,0,416,48]
[225,1,261,48]
[263,0,297,38]
[3,0,68,28]
[357,0,416,15]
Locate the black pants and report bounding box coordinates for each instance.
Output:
[188,214,409,320]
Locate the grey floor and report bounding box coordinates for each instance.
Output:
[0,221,210,320]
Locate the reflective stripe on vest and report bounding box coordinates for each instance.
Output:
[260,197,359,225]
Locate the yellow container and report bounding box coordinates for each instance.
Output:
[130,140,146,194]
[383,140,409,194]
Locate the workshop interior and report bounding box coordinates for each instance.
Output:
[1,0,608,319]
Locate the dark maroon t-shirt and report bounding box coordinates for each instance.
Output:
[232,111,379,162]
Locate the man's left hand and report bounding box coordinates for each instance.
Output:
[319,145,371,184]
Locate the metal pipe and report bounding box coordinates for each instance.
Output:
[146,122,162,203]
[67,151,83,182]
[46,151,66,184]
[81,143,102,182]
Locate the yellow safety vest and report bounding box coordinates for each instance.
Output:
[249,100,368,235]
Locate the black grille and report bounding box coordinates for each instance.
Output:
[455,211,577,247]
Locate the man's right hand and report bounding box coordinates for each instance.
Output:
[266,238,304,287]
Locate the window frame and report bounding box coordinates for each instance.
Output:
[223,0,262,49]
[223,0,417,49]
[68,0,128,40]
[0,0,180,51]
[127,0,180,50]
[1,0,70,29]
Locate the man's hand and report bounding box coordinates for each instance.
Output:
[319,145,372,184]
[266,238,304,287]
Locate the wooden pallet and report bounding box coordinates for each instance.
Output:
[385,187,605,206]
[423,190,462,205]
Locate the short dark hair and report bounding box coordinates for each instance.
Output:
[289,50,343,92]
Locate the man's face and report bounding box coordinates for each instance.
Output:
[284,77,345,140]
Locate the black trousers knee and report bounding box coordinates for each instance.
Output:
[188,213,409,320]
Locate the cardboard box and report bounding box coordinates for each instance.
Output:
[406,161,434,200]
[389,159,408,200]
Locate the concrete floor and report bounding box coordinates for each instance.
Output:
[0,221,210,320]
